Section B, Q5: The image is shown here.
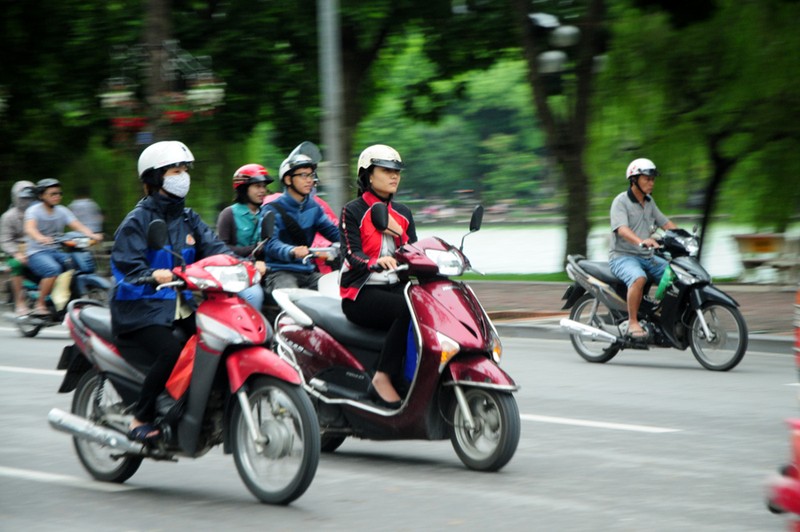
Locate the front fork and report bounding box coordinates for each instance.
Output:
[236,388,269,452]
[694,308,716,341]
[453,385,476,431]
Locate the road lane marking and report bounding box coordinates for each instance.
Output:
[521,414,681,433]
[0,465,138,492]
[0,365,63,376]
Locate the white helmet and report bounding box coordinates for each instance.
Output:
[626,158,659,180]
[357,144,404,176]
[137,141,195,179]
[279,153,316,182]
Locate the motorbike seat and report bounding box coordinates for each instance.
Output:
[294,296,386,352]
[79,306,115,344]
[577,260,628,290]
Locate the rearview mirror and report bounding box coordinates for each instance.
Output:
[469,205,484,233]
[370,202,389,233]
[147,219,168,249]
[261,210,275,240]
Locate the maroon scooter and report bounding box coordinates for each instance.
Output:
[272,204,520,471]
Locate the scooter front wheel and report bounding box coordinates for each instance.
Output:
[689,303,748,371]
[71,369,142,482]
[16,315,43,338]
[449,388,520,472]
[231,376,320,505]
[569,294,621,363]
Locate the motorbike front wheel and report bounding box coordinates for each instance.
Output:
[569,294,621,363]
[689,303,748,371]
[71,369,142,482]
[16,315,43,338]
[231,376,320,505]
[449,388,520,472]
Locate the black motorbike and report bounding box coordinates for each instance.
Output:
[15,232,110,337]
[560,228,748,371]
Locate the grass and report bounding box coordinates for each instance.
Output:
[461,272,571,282]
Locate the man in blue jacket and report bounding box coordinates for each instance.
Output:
[262,151,340,293]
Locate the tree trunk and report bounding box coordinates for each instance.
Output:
[143,0,172,141]
[697,133,734,261]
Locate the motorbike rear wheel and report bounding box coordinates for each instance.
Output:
[449,388,520,472]
[231,376,320,505]
[569,294,621,363]
[689,303,748,371]
[71,369,142,482]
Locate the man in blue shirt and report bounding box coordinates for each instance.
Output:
[262,151,340,293]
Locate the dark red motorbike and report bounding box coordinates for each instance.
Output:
[47,218,320,505]
[272,204,520,471]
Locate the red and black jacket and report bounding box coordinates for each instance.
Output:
[339,191,417,301]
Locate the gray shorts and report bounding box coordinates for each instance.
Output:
[263,270,322,293]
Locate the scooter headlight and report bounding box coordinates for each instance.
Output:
[202,264,251,293]
[425,249,465,276]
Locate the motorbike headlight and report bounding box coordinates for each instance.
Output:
[425,249,465,276]
[203,264,251,293]
[677,235,700,256]
[670,263,699,284]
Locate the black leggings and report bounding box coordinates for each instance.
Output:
[119,318,195,423]
[342,284,410,377]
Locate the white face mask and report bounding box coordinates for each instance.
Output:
[162,171,191,198]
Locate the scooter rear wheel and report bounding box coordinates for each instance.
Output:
[449,388,520,472]
[569,294,621,363]
[71,369,142,483]
[231,376,320,505]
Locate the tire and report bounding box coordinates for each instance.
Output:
[71,370,142,482]
[16,316,43,338]
[231,377,320,505]
[689,303,748,371]
[569,294,621,363]
[449,388,520,472]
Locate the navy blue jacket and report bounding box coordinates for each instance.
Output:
[110,194,230,336]
[262,192,339,273]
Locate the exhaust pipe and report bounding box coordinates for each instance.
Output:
[560,318,619,343]
[48,408,144,455]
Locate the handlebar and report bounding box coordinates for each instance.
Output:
[302,244,341,264]
[369,263,409,273]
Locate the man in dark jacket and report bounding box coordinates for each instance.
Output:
[261,151,339,293]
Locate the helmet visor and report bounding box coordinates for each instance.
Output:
[638,167,659,177]
[371,158,404,171]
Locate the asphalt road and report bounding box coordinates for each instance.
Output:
[0,323,796,531]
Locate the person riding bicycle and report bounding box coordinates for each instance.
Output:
[609,158,677,339]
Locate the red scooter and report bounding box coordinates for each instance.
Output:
[48,218,320,505]
[272,204,520,471]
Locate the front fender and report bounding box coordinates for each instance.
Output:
[689,284,739,310]
[446,353,518,392]
[225,346,301,392]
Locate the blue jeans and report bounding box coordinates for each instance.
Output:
[609,255,669,288]
[27,250,70,278]
[239,284,265,311]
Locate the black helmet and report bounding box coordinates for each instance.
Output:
[36,178,62,195]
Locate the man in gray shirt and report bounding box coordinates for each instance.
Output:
[609,158,677,339]
[24,179,103,316]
